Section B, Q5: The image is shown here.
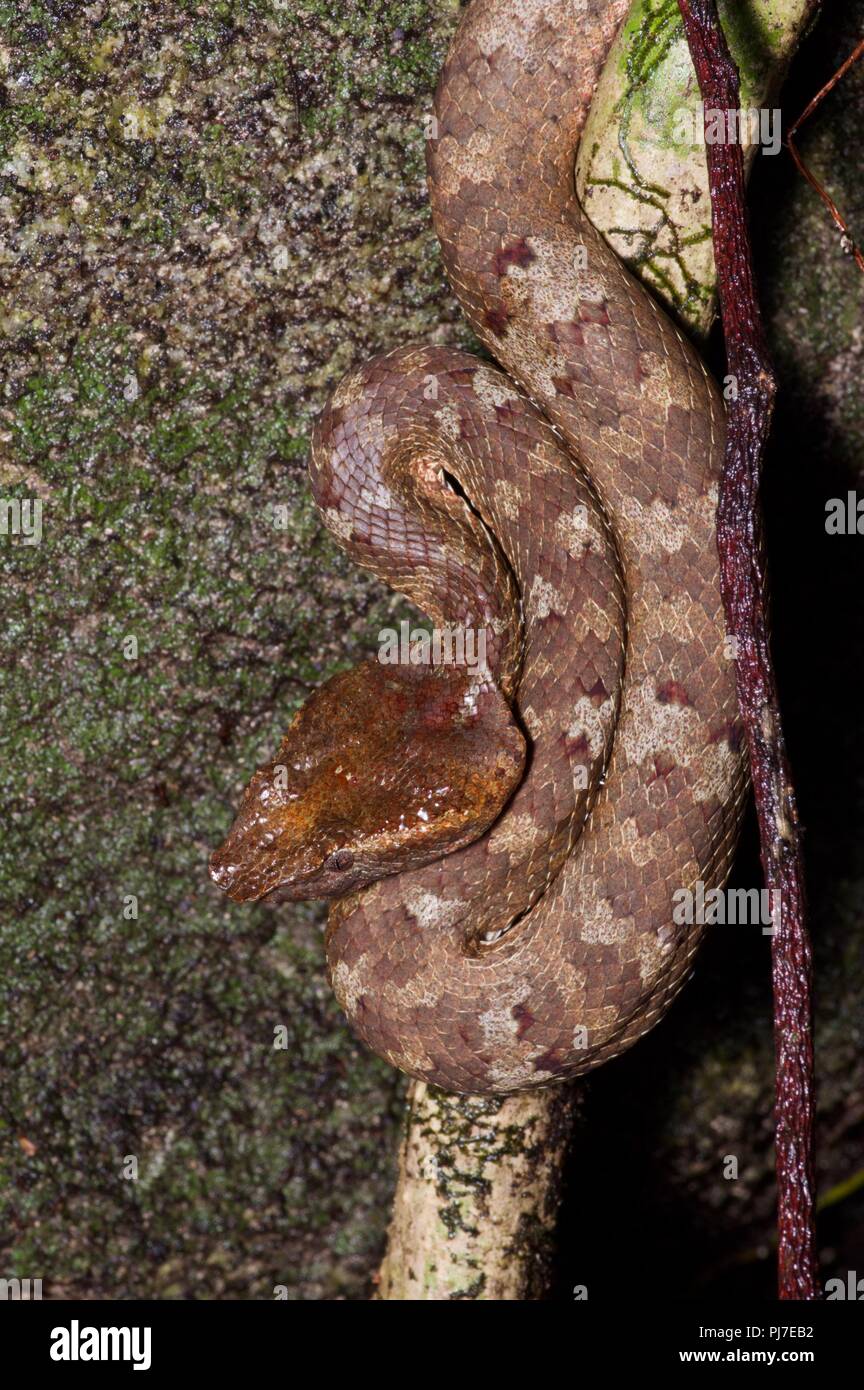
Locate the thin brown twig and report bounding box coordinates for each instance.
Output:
[676,0,819,1301]
[786,37,864,274]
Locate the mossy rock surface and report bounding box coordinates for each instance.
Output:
[1,0,862,1298]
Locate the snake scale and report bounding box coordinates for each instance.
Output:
[210,0,748,1095]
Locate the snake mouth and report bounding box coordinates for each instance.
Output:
[209,842,362,904]
[260,883,304,905]
[259,867,362,904]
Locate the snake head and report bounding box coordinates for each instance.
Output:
[209,658,525,904]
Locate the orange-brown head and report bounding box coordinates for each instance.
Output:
[209,658,524,904]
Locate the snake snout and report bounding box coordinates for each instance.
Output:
[208,847,242,897]
[208,841,259,902]
[209,839,301,903]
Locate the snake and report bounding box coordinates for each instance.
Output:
[210,0,748,1095]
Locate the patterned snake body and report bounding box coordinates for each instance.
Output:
[211,0,747,1094]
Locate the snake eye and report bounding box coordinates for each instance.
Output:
[326,849,355,872]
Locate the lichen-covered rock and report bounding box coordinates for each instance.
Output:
[0,0,463,1302]
[575,0,818,335]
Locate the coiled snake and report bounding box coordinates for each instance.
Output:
[210,0,748,1095]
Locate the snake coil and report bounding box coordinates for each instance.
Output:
[212,0,747,1095]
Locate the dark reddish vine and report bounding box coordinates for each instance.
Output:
[676,0,818,1301]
